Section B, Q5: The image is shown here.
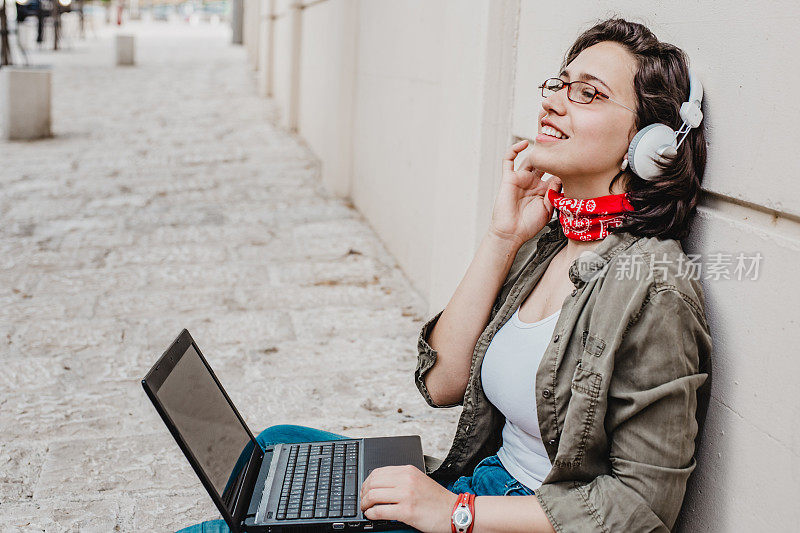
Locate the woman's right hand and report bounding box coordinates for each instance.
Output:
[489,139,563,246]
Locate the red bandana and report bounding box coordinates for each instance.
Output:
[546,189,634,241]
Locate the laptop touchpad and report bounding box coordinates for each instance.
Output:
[363,436,424,474]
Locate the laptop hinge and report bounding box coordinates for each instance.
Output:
[231,443,264,530]
[254,443,284,524]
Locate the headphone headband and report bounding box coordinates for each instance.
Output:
[687,70,703,106]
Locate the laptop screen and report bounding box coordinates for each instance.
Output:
[153,343,255,509]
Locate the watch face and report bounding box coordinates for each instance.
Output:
[453,508,472,527]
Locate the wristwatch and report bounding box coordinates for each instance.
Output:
[451,492,475,533]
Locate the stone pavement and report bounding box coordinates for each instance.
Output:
[0,20,460,531]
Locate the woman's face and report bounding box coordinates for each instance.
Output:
[531,41,639,186]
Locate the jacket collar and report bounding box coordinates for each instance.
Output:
[537,218,640,288]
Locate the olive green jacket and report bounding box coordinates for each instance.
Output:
[415,218,712,532]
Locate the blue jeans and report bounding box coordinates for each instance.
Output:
[177,425,535,533]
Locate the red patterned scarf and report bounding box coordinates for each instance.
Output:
[546,189,634,241]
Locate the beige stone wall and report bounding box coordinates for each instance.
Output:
[243,1,800,530]
[246,0,519,306]
[241,0,261,69]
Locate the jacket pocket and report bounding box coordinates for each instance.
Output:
[581,330,606,357]
[556,362,602,468]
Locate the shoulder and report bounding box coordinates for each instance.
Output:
[604,234,707,319]
[600,237,713,380]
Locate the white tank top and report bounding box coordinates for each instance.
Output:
[480,304,559,491]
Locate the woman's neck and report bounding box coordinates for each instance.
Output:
[556,170,629,257]
[559,171,627,199]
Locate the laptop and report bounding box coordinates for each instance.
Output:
[142,329,425,532]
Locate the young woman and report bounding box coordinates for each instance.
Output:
[181,17,711,533]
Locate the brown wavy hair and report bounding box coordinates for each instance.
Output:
[563,18,706,240]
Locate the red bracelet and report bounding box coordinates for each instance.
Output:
[467,493,476,533]
[451,492,476,533]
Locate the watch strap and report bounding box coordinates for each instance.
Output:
[451,493,467,533]
[451,492,476,533]
[466,493,476,533]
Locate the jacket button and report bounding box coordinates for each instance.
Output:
[571,289,578,296]
[542,389,552,398]
[553,334,560,343]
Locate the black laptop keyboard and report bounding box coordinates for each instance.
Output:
[277,442,360,520]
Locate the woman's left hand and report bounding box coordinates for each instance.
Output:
[360,464,459,533]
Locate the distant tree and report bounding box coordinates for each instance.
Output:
[53,0,61,50]
[78,0,85,38]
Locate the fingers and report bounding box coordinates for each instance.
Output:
[502,139,529,172]
[360,487,404,511]
[546,175,563,192]
[519,155,536,173]
[361,465,419,496]
[543,175,563,212]
[363,503,397,521]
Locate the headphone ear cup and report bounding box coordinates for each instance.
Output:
[627,123,676,181]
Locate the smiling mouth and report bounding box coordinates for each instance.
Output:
[541,125,569,139]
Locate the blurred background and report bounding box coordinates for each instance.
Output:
[1,1,799,531]
[7,1,229,44]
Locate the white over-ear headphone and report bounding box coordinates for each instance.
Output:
[627,70,704,181]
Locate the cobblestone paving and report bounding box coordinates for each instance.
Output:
[0,20,460,531]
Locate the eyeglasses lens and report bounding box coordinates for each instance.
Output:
[540,79,597,104]
[541,79,562,98]
[569,82,596,104]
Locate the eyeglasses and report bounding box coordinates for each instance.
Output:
[538,78,636,114]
